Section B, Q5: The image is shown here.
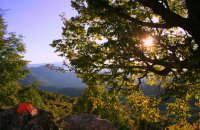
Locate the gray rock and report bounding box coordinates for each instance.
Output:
[57,114,117,130]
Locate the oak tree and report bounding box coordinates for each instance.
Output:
[52,0,200,98]
[50,1,200,126]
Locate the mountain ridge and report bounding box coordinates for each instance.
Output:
[21,65,85,96]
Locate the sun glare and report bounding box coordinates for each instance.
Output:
[152,16,159,23]
[143,37,154,47]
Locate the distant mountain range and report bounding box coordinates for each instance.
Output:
[21,64,85,97]
[27,62,63,68]
[21,63,164,97]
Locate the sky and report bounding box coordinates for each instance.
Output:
[0,0,77,64]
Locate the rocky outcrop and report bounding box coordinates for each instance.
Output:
[57,114,117,130]
[0,105,117,130]
[0,107,58,130]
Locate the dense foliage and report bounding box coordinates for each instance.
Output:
[73,85,199,129]
[51,0,200,129]
[73,85,134,129]
[0,13,29,107]
[73,85,165,129]
[52,0,200,96]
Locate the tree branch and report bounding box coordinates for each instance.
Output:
[101,4,175,29]
[147,65,172,76]
[137,0,189,29]
[117,11,174,28]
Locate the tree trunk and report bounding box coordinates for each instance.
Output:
[186,0,200,50]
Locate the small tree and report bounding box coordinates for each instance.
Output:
[0,13,29,107]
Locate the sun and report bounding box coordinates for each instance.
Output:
[143,37,154,47]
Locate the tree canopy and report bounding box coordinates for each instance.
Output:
[52,0,200,99]
[51,2,200,126]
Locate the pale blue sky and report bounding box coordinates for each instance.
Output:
[0,0,76,64]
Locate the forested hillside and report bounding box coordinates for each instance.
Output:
[20,65,85,97]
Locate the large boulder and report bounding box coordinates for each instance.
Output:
[0,107,58,130]
[57,114,117,130]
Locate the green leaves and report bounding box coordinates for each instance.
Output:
[167,98,191,121]
[0,14,29,107]
[52,0,200,128]
[56,0,198,96]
